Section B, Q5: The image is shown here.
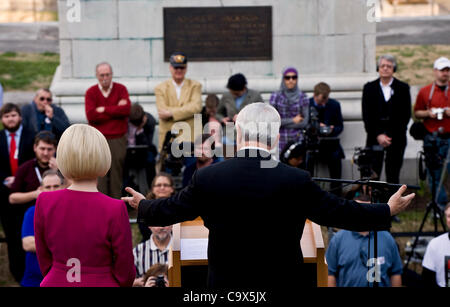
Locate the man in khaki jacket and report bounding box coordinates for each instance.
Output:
[155,52,202,151]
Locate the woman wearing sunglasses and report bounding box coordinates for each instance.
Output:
[269,67,310,154]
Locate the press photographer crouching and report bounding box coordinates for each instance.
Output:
[414,57,450,211]
[308,82,345,196]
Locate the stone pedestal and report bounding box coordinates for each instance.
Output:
[50,0,421,184]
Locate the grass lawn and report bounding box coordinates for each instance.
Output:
[0,45,448,93]
[376,44,450,86]
[0,52,59,91]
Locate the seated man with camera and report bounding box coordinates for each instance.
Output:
[414,57,450,210]
[309,82,345,196]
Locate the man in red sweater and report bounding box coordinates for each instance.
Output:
[414,56,450,210]
[85,62,131,198]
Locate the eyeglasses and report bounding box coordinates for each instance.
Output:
[284,75,298,80]
[154,183,172,188]
[39,97,52,102]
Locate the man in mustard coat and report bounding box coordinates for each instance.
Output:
[155,52,202,151]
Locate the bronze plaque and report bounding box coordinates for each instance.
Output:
[163,6,272,61]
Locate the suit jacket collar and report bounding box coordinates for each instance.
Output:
[236,147,273,160]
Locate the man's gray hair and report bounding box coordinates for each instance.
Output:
[377,54,397,68]
[34,88,52,98]
[95,62,113,74]
[235,102,281,148]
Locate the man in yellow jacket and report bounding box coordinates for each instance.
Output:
[155,52,202,152]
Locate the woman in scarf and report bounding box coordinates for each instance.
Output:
[269,67,310,154]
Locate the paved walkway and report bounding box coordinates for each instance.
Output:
[377,15,450,45]
[0,22,59,53]
[0,15,449,54]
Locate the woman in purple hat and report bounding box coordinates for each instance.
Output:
[269,67,310,154]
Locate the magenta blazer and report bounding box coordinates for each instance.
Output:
[34,189,136,287]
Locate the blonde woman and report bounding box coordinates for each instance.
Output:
[34,124,135,287]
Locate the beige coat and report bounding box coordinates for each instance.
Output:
[155,79,203,151]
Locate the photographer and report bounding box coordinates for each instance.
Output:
[309,82,345,196]
[143,264,169,288]
[362,54,411,184]
[414,57,450,210]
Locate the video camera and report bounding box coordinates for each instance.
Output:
[158,131,193,176]
[422,132,446,171]
[303,106,320,150]
[352,146,383,179]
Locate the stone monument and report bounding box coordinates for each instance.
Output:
[50,0,419,182]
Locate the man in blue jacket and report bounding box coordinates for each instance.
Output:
[309,82,345,196]
[21,88,70,140]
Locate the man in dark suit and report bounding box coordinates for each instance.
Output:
[0,103,36,283]
[362,54,411,184]
[123,103,415,289]
[21,88,70,140]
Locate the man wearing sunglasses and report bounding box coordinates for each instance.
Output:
[21,89,70,140]
[154,52,202,152]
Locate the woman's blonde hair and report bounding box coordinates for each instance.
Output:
[57,124,111,180]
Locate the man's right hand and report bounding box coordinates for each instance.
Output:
[121,187,145,210]
[96,106,105,113]
[387,185,415,216]
[377,134,392,148]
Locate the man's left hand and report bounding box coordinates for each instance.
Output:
[44,104,54,119]
[118,99,128,106]
[387,185,415,216]
[121,187,145,209]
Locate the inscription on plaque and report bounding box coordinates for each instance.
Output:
[163,6,272,61]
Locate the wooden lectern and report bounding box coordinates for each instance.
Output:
[168,218,327,287]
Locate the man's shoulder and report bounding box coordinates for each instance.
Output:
[247,88,262,99]
[393,77,410,89]
[155,79,172,90]
[113,82,129,91]
[16,158,36,173]
[21,103,33,112]
[364,78,380,89]
[429,232,449,247]
[417,83,433,95]
[327,98,341,107]
[86,84,100,96]
[51,103,66,113]
[184,78,201,87]
[196,156,309,179]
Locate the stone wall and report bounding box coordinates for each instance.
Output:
[56,0,376,79]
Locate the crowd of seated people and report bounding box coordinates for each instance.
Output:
[0,54,449,287]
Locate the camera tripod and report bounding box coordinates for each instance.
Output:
[404,141,449,269]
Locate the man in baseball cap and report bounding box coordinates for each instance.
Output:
[169,52,187,68]
[434,56,450,71]
[154,52,202,151]
[414,56,450,210]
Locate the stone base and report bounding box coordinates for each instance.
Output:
[50,66,422,184]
